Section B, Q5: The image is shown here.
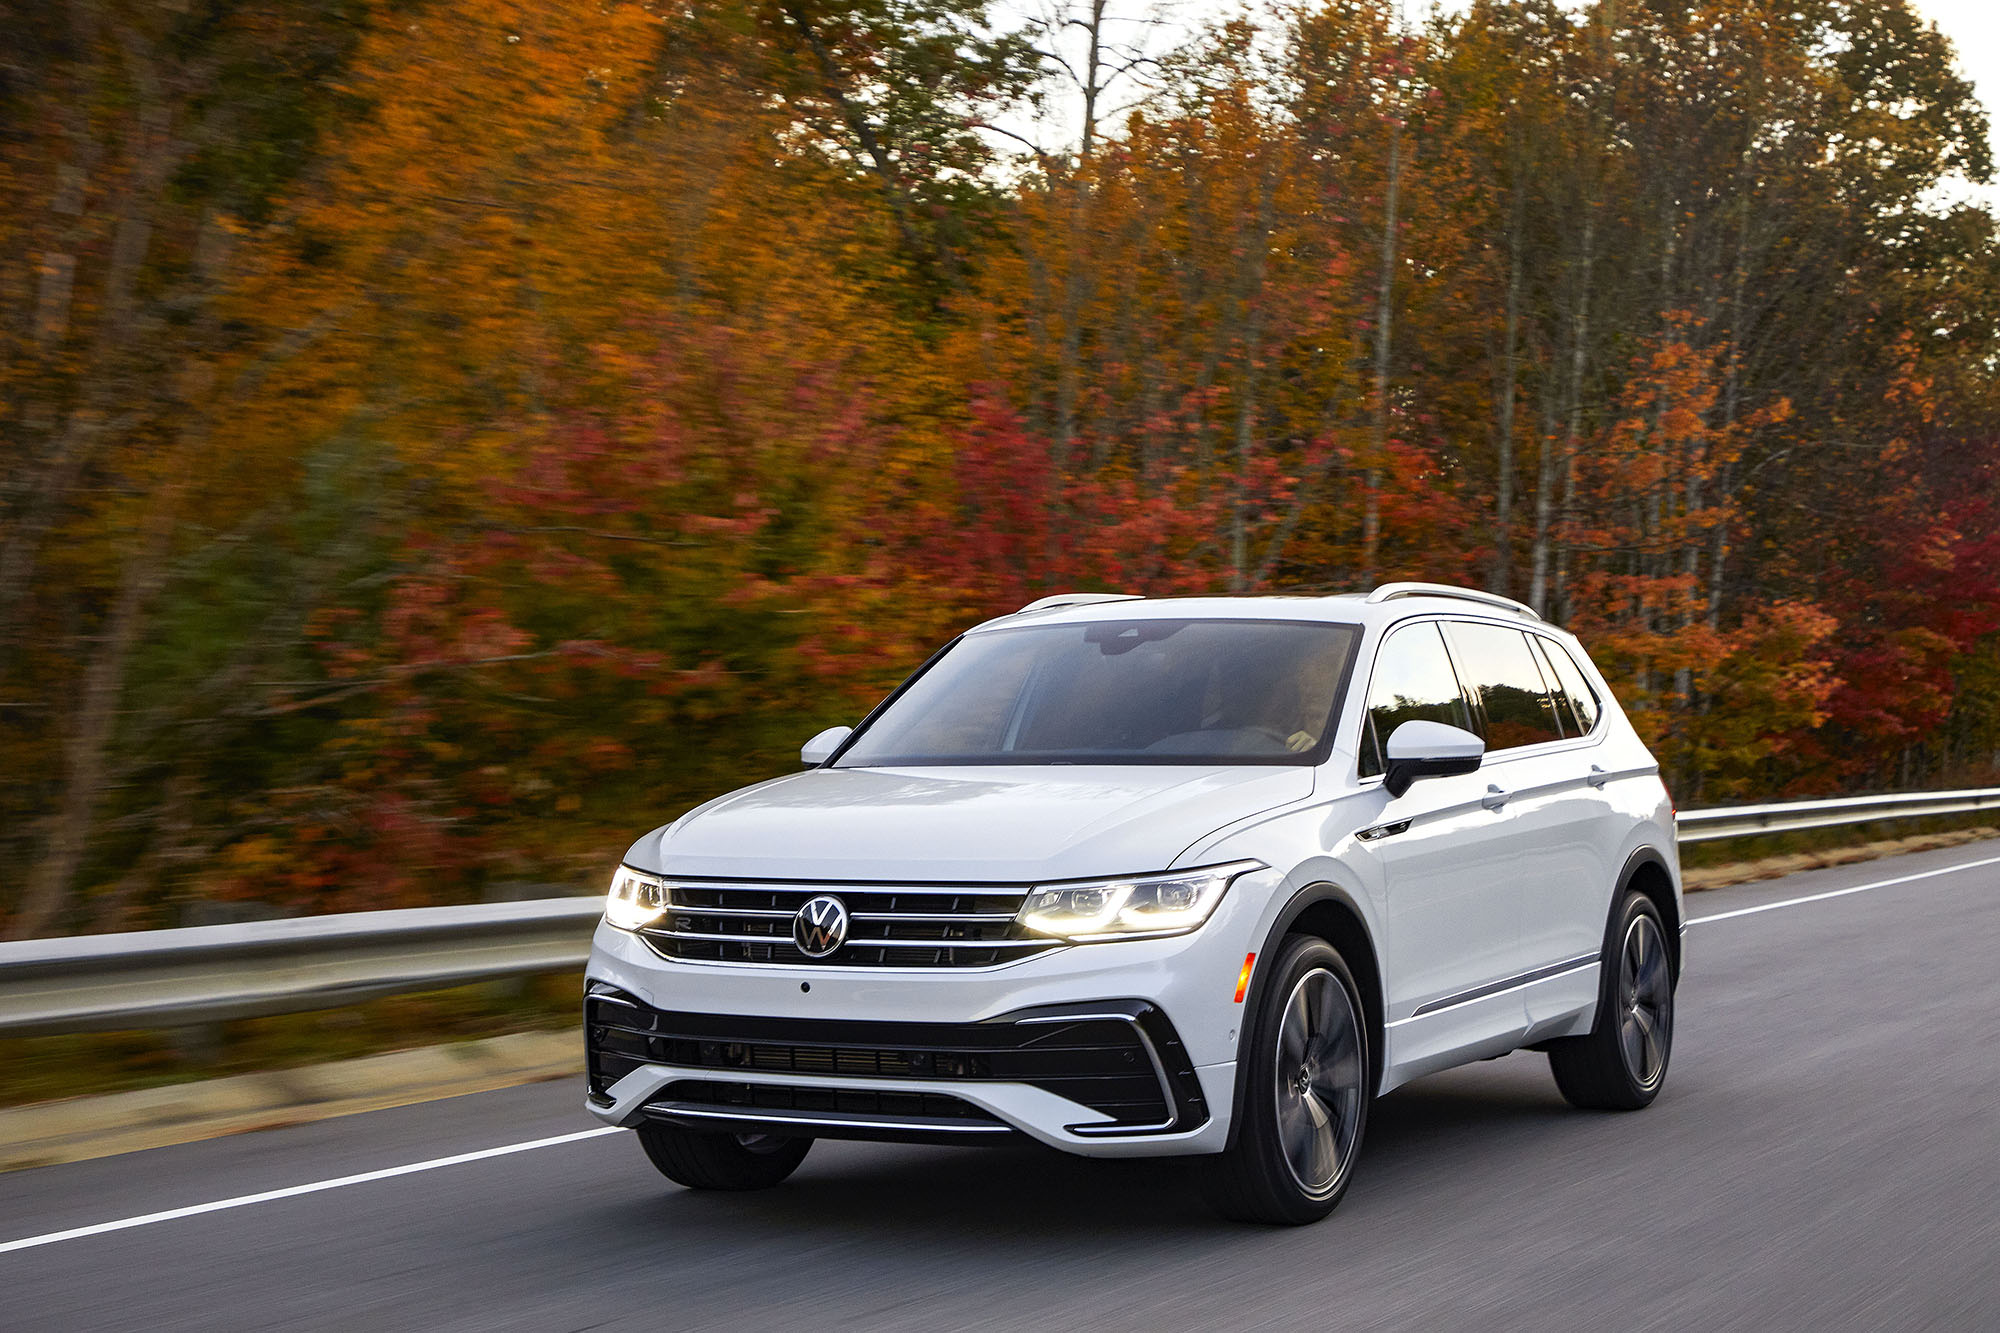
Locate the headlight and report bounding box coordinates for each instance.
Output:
[1016,861,1260,941]
[605,866,669,932]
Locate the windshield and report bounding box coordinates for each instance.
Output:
[835,618,1361,766]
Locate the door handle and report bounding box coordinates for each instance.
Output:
[1481,783,1508,811]
[1586,764,1609,789]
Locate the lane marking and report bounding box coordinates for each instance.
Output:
[1688,852,2000,925]
[0,1126,621,1257]
[7,847,1999,1258]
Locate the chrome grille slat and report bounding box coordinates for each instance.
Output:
[644,924,1056,944]
[850,911,1017,923]
[639,880,1056,969]
[851,937,1053,950]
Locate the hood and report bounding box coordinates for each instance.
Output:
[626,764,1316,883]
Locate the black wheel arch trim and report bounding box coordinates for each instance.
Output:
[1615,845,1682,982]
[1222,881,1385,1151]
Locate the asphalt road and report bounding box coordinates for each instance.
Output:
[5,843,1999,1331]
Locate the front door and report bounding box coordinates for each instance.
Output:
[1349,621,1529,1051]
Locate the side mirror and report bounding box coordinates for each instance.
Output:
[800,725,852,767]
[1382,720,1484,798]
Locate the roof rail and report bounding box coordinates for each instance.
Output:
[1364,582,1541,620]
[1015,592,1144,614]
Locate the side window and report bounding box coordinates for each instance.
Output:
[1442,622,1565,751]
[1359,623,1474,778]
[1527,637,1582,735]
[1537,636,1602,734]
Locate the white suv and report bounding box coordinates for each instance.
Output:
[584,583,1681,1223]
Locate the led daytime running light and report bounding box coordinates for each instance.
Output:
[1015,862,1259,941]
[605,866,670,931]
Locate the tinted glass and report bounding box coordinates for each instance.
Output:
[1443,622,1565,751]
[1538,636,1601,733]
[836,619,1360,766]
[1359,622,1473,778]
[1527,637,1580,734]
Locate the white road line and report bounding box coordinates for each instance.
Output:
[0,1126,621,1257]
[1688,852,2000,925]
[7,847,1999,1260]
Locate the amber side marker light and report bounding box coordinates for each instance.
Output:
[1234,952,1256,1003]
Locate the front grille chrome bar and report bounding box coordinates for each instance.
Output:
[850,911,1018,923]
[635,879,1054,969]
[640,926,1052,950]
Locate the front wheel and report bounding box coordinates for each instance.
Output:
[636,1123,812,1190]
[1548,891,1674,1110]
[1199,935,1371,1225]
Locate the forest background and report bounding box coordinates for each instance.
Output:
[5,0,2000,939]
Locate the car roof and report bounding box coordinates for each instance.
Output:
[966,584,1570,638]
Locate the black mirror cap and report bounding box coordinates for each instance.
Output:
[1382,753,1481,799]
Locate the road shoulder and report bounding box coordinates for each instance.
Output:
[0,1029,579,1173]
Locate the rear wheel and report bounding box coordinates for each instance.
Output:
[1200,935,1371,1225]
[636,1123,812,1190]
[1548,891,1674,1111]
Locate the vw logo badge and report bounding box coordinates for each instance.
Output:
[793,895,850,958]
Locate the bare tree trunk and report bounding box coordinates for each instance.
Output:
[781,4,926,267]
[1363,107,1403,586]
[1490,183,1526,595]
[9,467,187,938]
[1706,169,1756,632]
[1229,163,1276,592]
[8,188,235,937]
[1044,0,1112,575]
[1532,210,1592,615]
[0,49,185,666]
[1231,372,1256,589]
[1554,446,1578,623]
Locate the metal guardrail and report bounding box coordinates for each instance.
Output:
[0,898,602,1038]
[1673,785,2000,843]
[4,785,1997,1038]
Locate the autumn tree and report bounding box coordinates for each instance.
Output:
[6,0,2000,934]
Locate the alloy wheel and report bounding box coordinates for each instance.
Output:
[1273,967,1366,1196]
[1618,913,1672,1090]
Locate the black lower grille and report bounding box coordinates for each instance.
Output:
[659,1081,1002,1123]
[585,992,1207,1133]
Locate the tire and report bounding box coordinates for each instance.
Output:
[1199,934,1372,1225]
[1548,890,1674,1111]
[636,1123,812,1191]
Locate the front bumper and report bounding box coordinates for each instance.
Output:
[585,991,1213,1149]
[581,879,1273,1157]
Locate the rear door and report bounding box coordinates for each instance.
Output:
[1440,620,1613,1000]
[1521,634,1621,978]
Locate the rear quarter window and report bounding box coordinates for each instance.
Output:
[1536,636,1602,734]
